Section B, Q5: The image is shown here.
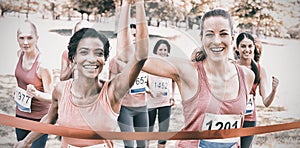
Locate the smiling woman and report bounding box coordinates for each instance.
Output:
[142,9,255,147]
[14,0,149,147]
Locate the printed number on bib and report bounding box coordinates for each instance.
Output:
[151,78,170,96]
[245,94,254,115]
[199,113,242,148]
[130,73,147,94]
[68,143,107,148]
[14,86,32,113]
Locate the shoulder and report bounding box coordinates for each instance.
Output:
[37,65,52,78]
[17,49,22,57]
[53,80,69,100]
[239,65,254,79]
[258,64,267,78]
[239,65,255,90]
[37,52,53,75]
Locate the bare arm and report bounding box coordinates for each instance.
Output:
[26,66,52,103]
[60,50,75,81]
[14,83,60,148]
[115,0,133,61]
[143,56,198,101]
[108,0,148,104]
[259,66,279,107]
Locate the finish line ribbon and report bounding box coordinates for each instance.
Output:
[0,113,299,140]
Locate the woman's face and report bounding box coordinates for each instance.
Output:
[17,24,38,53]
[74,37,105,79]
[156,43,169,57]
[238,37,255,60]
[201,16,233,62]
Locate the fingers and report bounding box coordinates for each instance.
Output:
[272,76,279,89]
[26,84,37,98]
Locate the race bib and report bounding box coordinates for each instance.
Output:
[14,86,32,113]
[199,113,242,148]
[68,143,107,148]
[245,94,254,115]
[130,73,147,94]
[149,78,170,97]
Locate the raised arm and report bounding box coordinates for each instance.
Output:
[60,50,75,81]
[142,56,198,101]
[108,0,148,103]
[109,0,134,80]
[115,0,133,61]
[259,66,279,107]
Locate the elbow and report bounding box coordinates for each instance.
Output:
[264,103,270,108]
[137,58,147,68]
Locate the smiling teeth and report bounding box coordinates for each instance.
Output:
[84,65,98,69]
[211,48,223,52]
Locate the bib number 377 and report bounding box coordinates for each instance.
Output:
[14,86,32,113]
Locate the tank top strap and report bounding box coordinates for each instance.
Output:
[234,63,248,102]
[60,79,73,102]
[31,53,41,71]
[195,61,205,94]
[17,51,25,66]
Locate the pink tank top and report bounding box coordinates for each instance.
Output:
[57,80,119,148]
[176,61,248,147]
[147,74,172,108]
[109,57,147,107]
[244,63,260,121]
[15,52,50,119]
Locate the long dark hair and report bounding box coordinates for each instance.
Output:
[236,32,260,84]
[68,28,110,61]
[235,32,260,62]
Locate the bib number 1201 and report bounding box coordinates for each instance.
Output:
[202,113,242,131]
[205,120,238,130]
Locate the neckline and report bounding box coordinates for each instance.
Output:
[20,52,40,72]
[69,80,102,107]
[201,62,241,102]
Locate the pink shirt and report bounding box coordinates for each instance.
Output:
[176,62,248,147]
[57,80,119,148]
[147,74,172,108]
[15,52,50,119]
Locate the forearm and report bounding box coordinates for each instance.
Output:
[34,91,52,103]
[60,69,73,81]
[16,114,55,147]
[263,89,277,107]
[135,0,148,60]
[116,1,132,59]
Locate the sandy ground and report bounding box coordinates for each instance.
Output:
[0,14,300,147]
